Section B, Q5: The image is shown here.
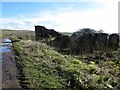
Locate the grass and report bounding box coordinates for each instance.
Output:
[13,40,120,90]
[2,29,120,89]
[13,40,67,88]
[1,29,35,40]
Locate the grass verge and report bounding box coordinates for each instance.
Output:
[13,40,120,90]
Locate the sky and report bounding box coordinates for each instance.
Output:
[0,0,119,33]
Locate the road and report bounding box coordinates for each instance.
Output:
[1,39,21,89]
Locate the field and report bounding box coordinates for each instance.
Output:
[1,29,35,40]
[2,29,120,89]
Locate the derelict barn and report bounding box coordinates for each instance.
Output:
[35,25,61,41]
[35,25,119,54]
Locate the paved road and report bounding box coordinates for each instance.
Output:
[1,40,21,89]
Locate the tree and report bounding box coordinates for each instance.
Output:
[72,28,96,37]
[96,29,104,33]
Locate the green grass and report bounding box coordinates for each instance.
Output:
[2,29,120,89]
[13,40,120,89]
[1,29,35,40]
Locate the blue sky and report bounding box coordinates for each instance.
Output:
[2,2,102,17]
[1,1,119,33]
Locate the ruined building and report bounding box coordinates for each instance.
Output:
[35,26,119,55]
[35,25,61,41]
[108,34,119,51]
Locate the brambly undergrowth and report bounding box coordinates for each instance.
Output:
[13,40,120,90]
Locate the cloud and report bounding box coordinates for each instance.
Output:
[1,1,119,33]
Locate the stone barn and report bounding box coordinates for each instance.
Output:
[35,26,120,54]
[108,34,119,50]
[52,35,71,49]
[35,25,61,41]
[79,34,94,54]
[93,33,108,51]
